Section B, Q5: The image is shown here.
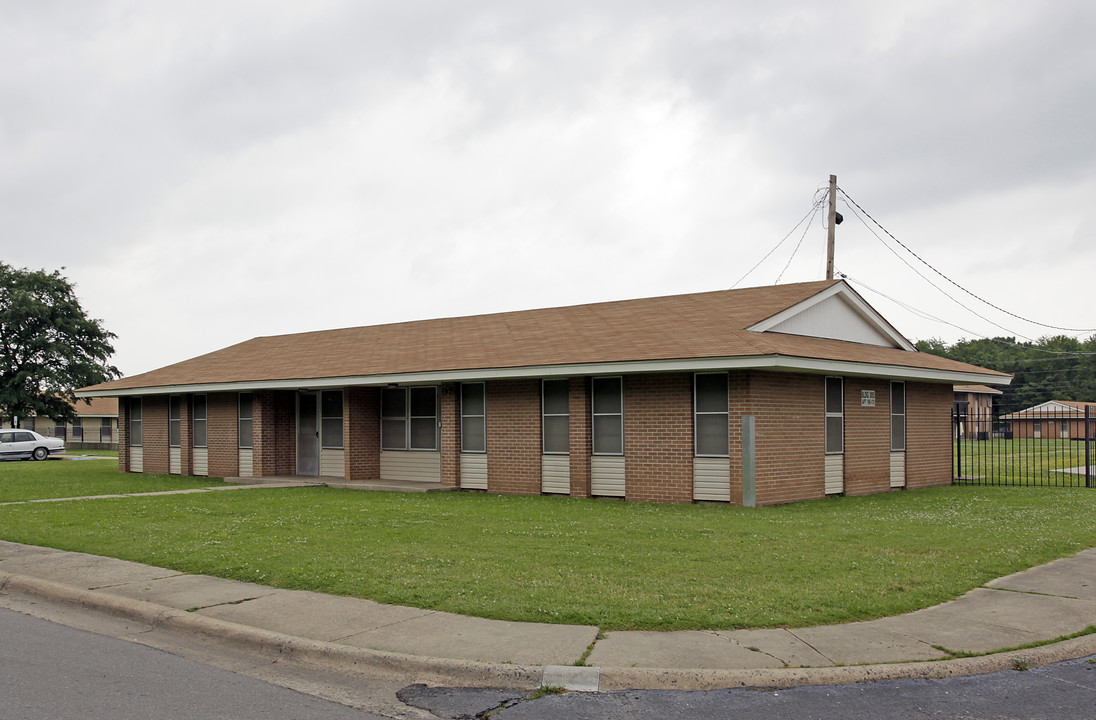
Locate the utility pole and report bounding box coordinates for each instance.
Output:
[825,174,837,280]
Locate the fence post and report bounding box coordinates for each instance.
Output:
[1087,405,1092,489]
[954,406,962,482]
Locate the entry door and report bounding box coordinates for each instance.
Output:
[297,392,320,476]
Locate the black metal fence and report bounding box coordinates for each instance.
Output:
[953,405,1095,488]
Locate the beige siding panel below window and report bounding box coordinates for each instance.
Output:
[380,450,441,483]
[460,453,488,490]
[320,448,344,478]
[130,447,143,473]
[824,454,844,494]
[238,448,253,477]
[169,447,181,475]
[693,456,731,502]
[541,455,570,494]
[591,455,626,497]
[890,451,906,488]
[193,448,208,477]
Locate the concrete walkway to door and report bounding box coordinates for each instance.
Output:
[226,476,448,493]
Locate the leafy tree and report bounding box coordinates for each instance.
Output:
[918,334,1096,415]
[0,264,119,426]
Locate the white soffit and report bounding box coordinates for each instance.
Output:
[749,282,915,351]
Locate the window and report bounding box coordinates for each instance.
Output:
[542,379,570,454]
[129,398,143,447]
[169,396,181,447]
[825,377,843,454]
[460,383,486,453]
[238,393,253,449]
[100,418,112,442]
[192,395,208,448]
[53,425,67,441]
[321,391,343,449]
[890,382,906,451]
[381,388,407,450]
[695,373,729,457]
[381,386,438,451]
[72,419,83,441]
[592,376,623,455]
[410,387,438,450]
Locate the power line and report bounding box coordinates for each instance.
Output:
[837,187,1096,334]
[841,274,1096,357]
[775,202,821,283]
[839,203,1039,342]
[731,199,822,289]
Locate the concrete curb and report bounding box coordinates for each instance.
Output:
[4,569,1096,692]
[0,571,540,689]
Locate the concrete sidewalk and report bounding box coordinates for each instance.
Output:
[1,539,1095,692]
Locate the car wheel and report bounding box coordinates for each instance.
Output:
[32,447,49,461]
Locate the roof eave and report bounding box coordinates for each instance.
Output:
[75,354,1010,397]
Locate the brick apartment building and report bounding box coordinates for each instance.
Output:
[77,280,1009,506]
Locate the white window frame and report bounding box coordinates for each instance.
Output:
[541,379,570,455]
[460,383,486,453]
[591,376,624,456]
[381,387,407,450]
[825,376,843,455]
[381,386,438,451]
[694,372,730,458]
[192,395,208,449]
[168,395,181,448]
[890,381,906,452]
[72,418,83,441]
[238,393,253,450]
[321,390,343,449]
[129,398,143,447]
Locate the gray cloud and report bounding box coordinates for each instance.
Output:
[2,0,1094,374]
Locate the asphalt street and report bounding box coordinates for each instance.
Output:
[401,657,1096,719]
[0,607,386,720]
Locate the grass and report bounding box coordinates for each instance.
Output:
[0,458,227,503]
[954,438,1096,487]
[1,466,1095,631]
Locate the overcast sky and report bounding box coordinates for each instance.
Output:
[4,1,1094,377]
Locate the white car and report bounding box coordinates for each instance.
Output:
[0,429,66,461]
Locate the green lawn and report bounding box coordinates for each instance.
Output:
[66,449,120,459]
[0,458,227,503]
[1,472,1095,631]
[955,438,1096,486]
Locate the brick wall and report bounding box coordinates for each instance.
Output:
[751,372,827,506]
[726,371,748,505]
[253,390,275,477]
[568,377,592,497]
[346,387,380,480]
[843,377,892,496]
[178,393,192,476]
[141,395,170,474]
[118,399,129,472]
[207,392,239,478]
[906,381,953,489]
[486,379,541,494]
[273,391,296,475]
[440,386,461,488]
[624,373,693,503]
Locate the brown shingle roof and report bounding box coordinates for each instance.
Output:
[74,397,118,416]
[1001,400,1096,419]
[954,384,1004,395]
[80,280,1009,394]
